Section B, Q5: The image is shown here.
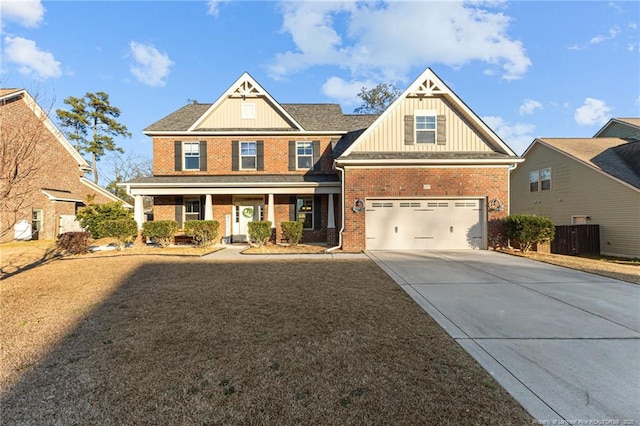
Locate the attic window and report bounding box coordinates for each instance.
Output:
[415,110,437,144]
[241,102,256,119]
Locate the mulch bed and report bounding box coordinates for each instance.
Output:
[1,256,532,424]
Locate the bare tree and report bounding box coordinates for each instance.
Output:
[0,90,51,239]
[102,152,152,207]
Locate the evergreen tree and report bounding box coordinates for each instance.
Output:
[57,92,131,184]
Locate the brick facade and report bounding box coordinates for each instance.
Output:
[153,136,336,175]
[1,91,119,242]
[340,167,510,251]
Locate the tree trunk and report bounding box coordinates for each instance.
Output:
[93,152,99,184]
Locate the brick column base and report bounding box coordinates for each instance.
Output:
[326,228,338,247]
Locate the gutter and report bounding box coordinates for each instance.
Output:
[326,164,345,253]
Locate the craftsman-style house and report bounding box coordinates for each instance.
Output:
[124,68,523,251]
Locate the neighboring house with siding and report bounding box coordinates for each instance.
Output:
[0,88,131,242]
[123,68,523,251]
[511,118,640,258]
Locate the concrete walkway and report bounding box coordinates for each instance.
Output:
[202,244,367,260]
[368,250,640,424]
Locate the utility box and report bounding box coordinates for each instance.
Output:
[14,220,32,240]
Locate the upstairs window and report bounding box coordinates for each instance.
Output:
[240,141,257,170]
[529,170,539,192]
[296,141,313,169]
[415,114,436,144]
[529,168,551,192]
[183,142,200,170]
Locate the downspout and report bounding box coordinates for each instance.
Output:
[326,163,345,253]
[507,162,518,216]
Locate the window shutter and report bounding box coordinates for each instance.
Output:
[314,195,322,230]
[312,140,321,171]
[289,196,296,221]
[288,141,296,171]
[200,195,205,220]
[174,141,182,171]
[436,115,446,145]
[231,140,239,171]
[404,115,414,145]
[175,196,183,228]
[257,140,264,171]
[199,141,207,171]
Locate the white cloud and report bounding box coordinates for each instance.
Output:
[0,0,45,28]
[518,99,543,115]
[3,36,61,79]
[574,98,612,126]
[206,0,228,17]
[268,1,531,82]
[482,115,536,155]
[129,41,174,87]
[589,26,620,44]
[322,76,375,106]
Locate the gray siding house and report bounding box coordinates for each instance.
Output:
[511,118,640,258]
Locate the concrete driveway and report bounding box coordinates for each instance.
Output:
[368,250,640,424]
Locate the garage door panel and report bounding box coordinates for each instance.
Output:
[366,199,484,250]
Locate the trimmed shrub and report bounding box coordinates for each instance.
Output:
[98,218,138,250]
[56,231,91,255]
[504,214,555,253]
[143,220,178,247]
[248,221,272,247]
[184,220,220,247]
[76,201,133,239]
[281,221,303,246]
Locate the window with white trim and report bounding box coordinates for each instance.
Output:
[296,197,313,230]
[415,114,436,144]
[184,198,200,222]
[240,141,257,170]
[183,142,200,170]
[529,168,551,192]
[296,141,313,169]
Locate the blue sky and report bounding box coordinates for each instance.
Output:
[1,0,639,184]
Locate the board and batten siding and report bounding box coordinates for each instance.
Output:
[196,97,295,130]
[353,96,496,153]
[511,143,640,258]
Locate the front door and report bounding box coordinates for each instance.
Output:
[232,197,264,243]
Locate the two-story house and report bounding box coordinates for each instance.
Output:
[124,68,522,251]
[511,118,640,258]
[0,89,130,242]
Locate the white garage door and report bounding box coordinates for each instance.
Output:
[365,199,484,250]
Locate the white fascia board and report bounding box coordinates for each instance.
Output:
[41,190,83,203]
[129,186,341,196]
[80,177,134,208]
[188,72,304,131]
[143,130,347,137]
[530,140,640,194]
[341,67,518,158]
[15,90,90,169]
[336,158,524,167]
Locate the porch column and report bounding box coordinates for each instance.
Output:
[327,194,335,229]
[134,195,145,229]
[267,193,275,226]
[204,194,213,220]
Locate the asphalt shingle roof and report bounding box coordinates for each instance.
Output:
[538,137,640,190]
[144,103,378,133]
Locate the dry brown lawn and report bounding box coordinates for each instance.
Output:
[0,254,533,425]
[502,249,640,285]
